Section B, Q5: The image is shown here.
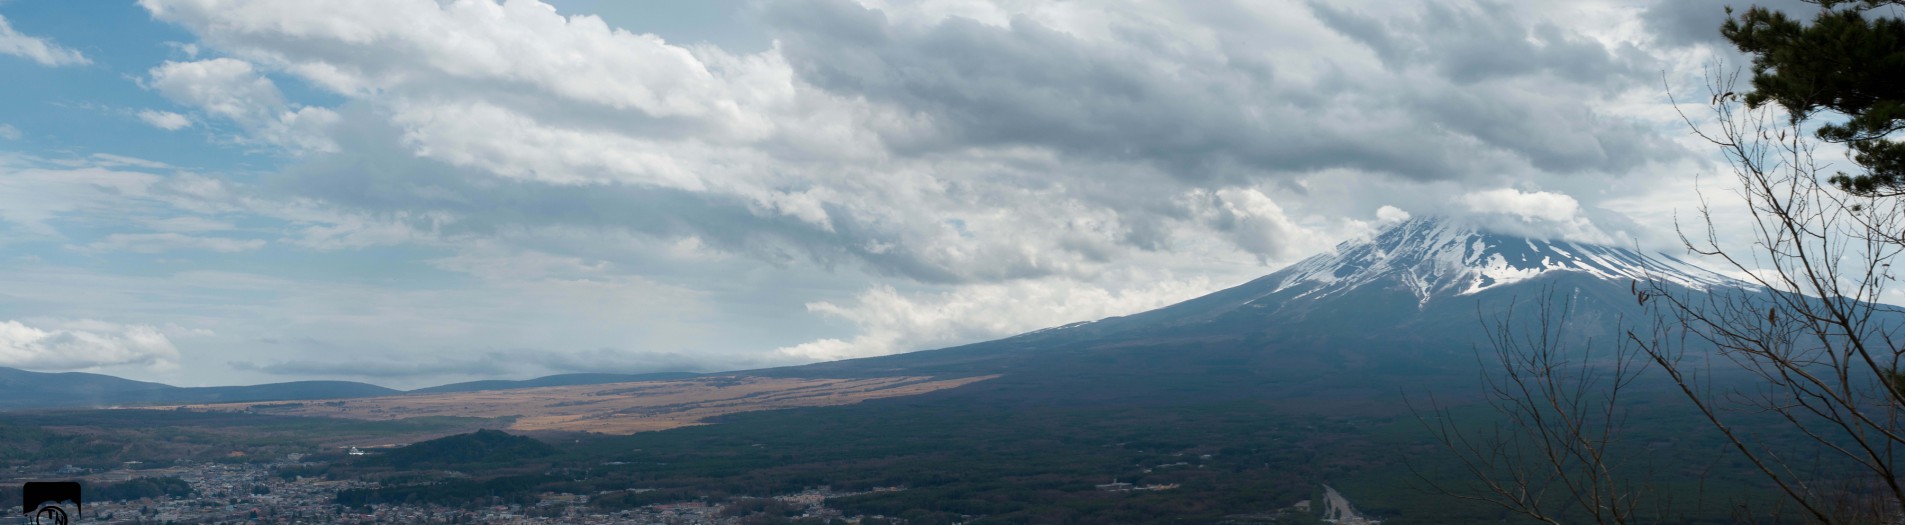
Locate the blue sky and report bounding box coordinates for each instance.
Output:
[0,0,1792,388]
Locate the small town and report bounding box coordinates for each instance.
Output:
[6,456,904,525]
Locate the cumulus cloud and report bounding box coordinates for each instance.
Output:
[1461,188,1583,222]
[140,0,764,121]
[1376,205,1411,225]
[1641,0,1815,48]
[770,0,1680,180]
[146,59,282,120]
[137,109,193,130]
[0,14,89,66]
[1458,188,1614,244]
[0,319,181,370]
[1188,187,1313,263]
[776,275,1217,361]
[140,0,778,165]
[131,0,1698,285]
[145,58,339,152]
[1311,1,1644,87]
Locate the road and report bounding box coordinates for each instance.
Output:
[1321,484,1380,525]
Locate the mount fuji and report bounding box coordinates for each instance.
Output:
[773,216,1753,404]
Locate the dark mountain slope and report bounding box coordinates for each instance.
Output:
[376,429,554,469]
[177,381,402,404]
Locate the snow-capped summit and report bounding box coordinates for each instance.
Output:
[1268,216,1741,307]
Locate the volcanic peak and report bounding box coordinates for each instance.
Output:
[1269,216,1740,307]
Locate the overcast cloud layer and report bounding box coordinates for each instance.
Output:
[0,0,1810,387]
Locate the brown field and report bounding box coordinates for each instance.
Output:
[152,375,993,435]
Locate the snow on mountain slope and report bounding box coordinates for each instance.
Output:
[1268,217,1742,307]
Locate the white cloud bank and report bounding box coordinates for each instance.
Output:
[0,319,181,370]
[777,275,1217,361]
[1458,188,1616,244]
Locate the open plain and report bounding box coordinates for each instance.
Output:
[153,375,994,435]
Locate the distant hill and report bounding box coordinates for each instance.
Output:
[179,381,402,404]
[0,368,705,411]
[0,368,399,410]
[0,367,177,409]
[407,372,701,394]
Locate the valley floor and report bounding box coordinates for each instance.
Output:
[146,375,993,436]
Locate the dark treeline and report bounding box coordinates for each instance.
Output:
[93,477,196,502]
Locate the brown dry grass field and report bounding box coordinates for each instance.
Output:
[152,375,993,435]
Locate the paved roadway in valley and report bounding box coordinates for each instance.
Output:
[1322,484,1379,525]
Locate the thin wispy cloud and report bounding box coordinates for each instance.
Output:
[0,13,88,66]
